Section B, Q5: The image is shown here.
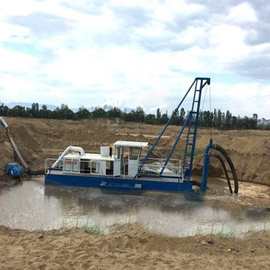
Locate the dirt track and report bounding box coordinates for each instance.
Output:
[1,117,270,185]
[0,224,269,270]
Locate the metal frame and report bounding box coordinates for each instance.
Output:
[137,77,210,181]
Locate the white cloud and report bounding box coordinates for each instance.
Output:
[0,0,40,17]
[0,48,37,73]
[151,0,205,23]
[0,22,30,42]
[0,0,269,118]
[207,24,251,65]
[227,2,257,23]
[213,81,270,117]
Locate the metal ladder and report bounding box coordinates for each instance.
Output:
[182,79,204,179]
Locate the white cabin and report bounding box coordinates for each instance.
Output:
[55,140,148,178]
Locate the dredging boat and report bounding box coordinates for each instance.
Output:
[45,77,239,193]
[45,140,193,192]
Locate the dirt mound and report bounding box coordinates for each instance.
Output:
[0,117,270,186]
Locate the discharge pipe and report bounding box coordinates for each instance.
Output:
[200,139,239,194]
[1,117,47,176]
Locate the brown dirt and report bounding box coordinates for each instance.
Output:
[0,117,270,186]
[0,224,269,270]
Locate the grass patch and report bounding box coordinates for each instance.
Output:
[82,225,102,235]
[216,230,234,238]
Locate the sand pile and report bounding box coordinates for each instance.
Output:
[0,224,269,270]
[1,117,270,185]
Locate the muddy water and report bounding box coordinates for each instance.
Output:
[0,178,270,237]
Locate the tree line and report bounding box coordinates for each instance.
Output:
[0,102,265,130]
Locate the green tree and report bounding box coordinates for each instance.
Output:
[92,107,106,118]
[31,103,39,117]
[145,114,156,124]
[76,107,90,119]
[179,108,185,125]
[107,107,122,118]
[156,108,161,123]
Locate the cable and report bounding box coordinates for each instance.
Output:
[200,84,208,113]
[208,84,213,140]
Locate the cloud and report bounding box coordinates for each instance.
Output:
[111,6,151,28]
[227,2,257,23]
[231,51,270,79]
[0,0,270,118]
[61,0,105,15]
[9,12,73,37]
[245,2,270,45]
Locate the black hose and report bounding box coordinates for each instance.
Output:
[210,144,239,194]
[209,153,233,193]
[28,169,44,176]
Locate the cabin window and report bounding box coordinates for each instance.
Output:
[80,159,90,173]
[91,161,100,174]
[91,161,96,173]
[129,147,140,160]
[106,161,113,175]
[116,147,121,159]
[63,159,72,171]
[63,158,80,172]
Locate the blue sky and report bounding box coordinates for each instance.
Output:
[0,0,270,117]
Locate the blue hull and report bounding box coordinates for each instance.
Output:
[45,174,193,193]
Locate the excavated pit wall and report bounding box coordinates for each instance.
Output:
[0,117,269,186]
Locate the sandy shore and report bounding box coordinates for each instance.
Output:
[0,225,269,270]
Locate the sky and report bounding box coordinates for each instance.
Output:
[0,0,270,118]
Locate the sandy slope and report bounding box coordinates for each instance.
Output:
[0,224,269,270]
[0,117,270,185]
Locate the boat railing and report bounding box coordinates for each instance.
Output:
[45,158,113,176]
[45,157,183,179]
[140,158,183,177]
[45,158,60,174]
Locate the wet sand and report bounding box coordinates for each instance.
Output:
[0,224,270,270]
